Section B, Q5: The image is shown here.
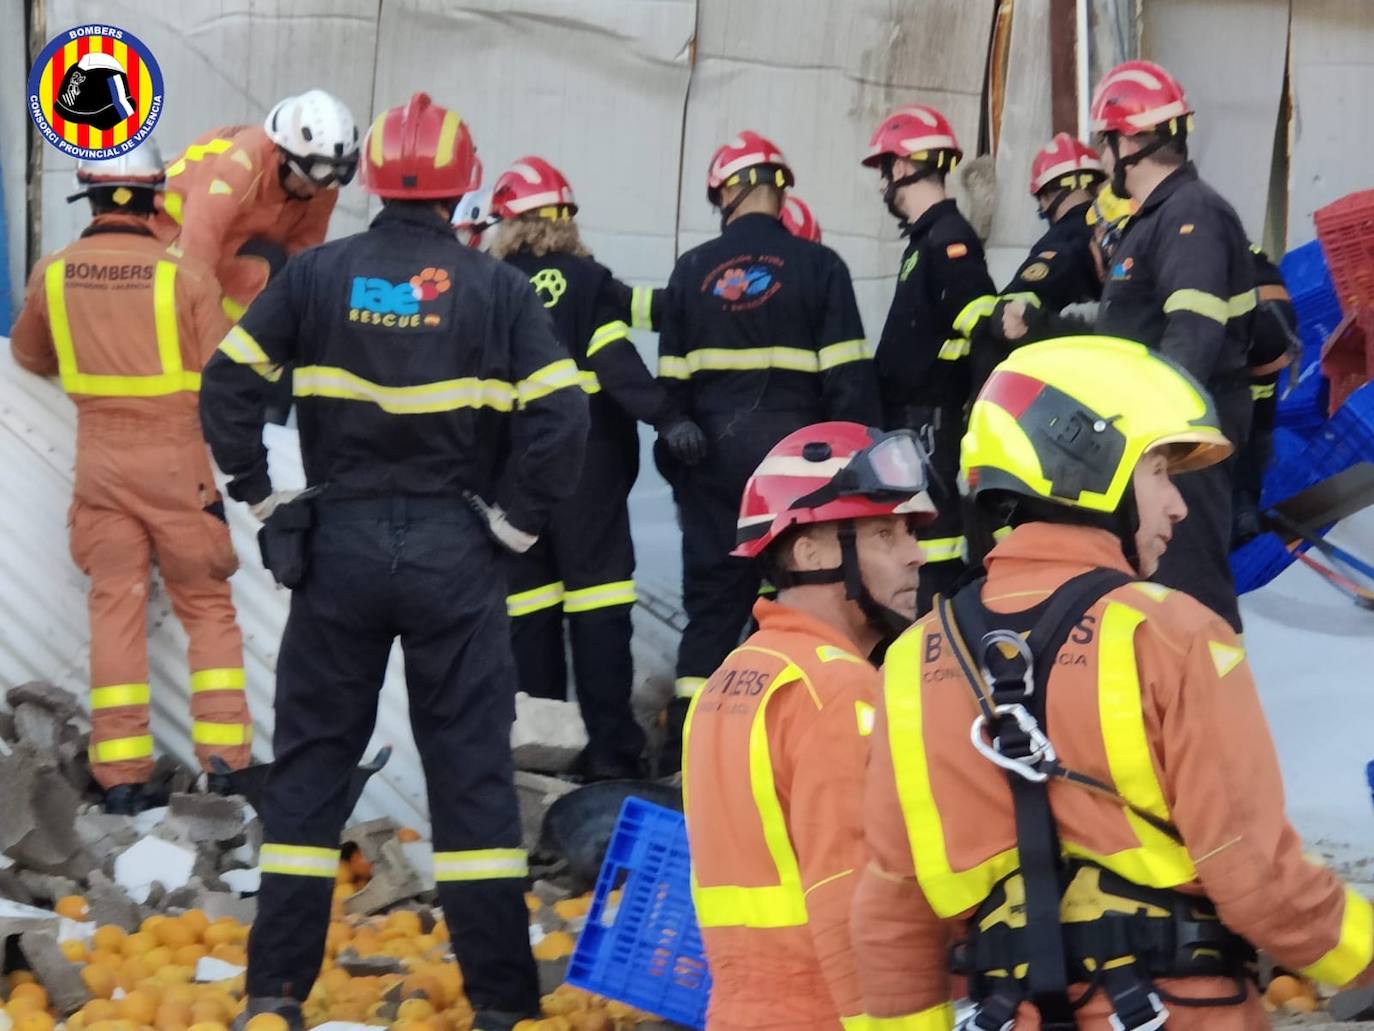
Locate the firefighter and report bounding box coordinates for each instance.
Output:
[453,187,494,249]
[200,94,587,1031]
[9,145,250,815]
[780,194,822,242]
[487,155,702,780]
[1089,60,1255,631]
[684,421,933,1030]
[861,105,997,612]
[658,130,879,745]
[852,336,1374,1029]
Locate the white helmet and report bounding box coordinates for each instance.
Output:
[69,139,165,205]
[264,89,359,187]
[452,188,494,248]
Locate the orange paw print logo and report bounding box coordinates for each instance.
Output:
[410,267,451,301]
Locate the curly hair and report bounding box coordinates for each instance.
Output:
[488,214,590,259]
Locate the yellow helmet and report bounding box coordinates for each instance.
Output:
[960,336,1232,514]
[1085,183,1137,228]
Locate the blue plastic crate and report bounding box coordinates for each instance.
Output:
[567,798,711,1029]
[1299,381,1374,481]
[1275,363,1330,435]
[1281,241,1344,353]
[1260,426,1312,508]
[1231,531,1303,594]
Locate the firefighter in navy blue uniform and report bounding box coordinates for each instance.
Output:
[657,130,879,729]
[1090,61,1256,631]
[200,95,587,1031]
[487,156,697,779]
[861,105,997,612]
[1233,246,1298,543]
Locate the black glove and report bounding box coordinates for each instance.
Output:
[659,418,708,467]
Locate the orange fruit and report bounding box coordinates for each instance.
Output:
[82,964,119,1000]
[243,1016,289,1031]
[186,1024,229,1031]
[145,945,175,970]
[10,983,49,1009]
[117,989,159,1025]
[385,910,422,937]
[81,1000,119,1024]
[156,1000,194,1029]
[141,914,170,935]
[431,920,449,943]
[6,972,36,987]
[55,895,90,921]
[155,919,195,950]
[210,943,247,966]
[87,948,123,968]
[1265,974,1303,1004]
[323,923,351,955]
[119,955,154,989]
[200,923,236,950]
[393,1020,441,1031]
[568,1014,611,1031]
[121,931,157,957]
[174,944,209,967]
[161,985,195,1008]
[335,862,353,887]
[189,997,228,1026]
[397,998,435,1021]
[347,850,372,880]
[61,938,89,963]
[180,910,211,941]
[396,827,421,843]
[552,896,591,921]
[326,1002,367,1024]
[531,931,575,961]
[155,965,196,986]
[92,925,127,953]
[13,1011,56,1031]
[5,997,43,1019]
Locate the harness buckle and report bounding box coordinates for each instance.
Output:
[979,629,1035,700]
[970,703,1056,782]
[1107,990,1168,1031]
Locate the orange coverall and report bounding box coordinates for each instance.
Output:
[853,522,1374,1029]
[160,125,337,318]
[10,212,252,789]
[683,598,875,1031]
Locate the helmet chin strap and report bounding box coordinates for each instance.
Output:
[717,182,757,232]
[884,164,941,230]
[1038,185,1073,223]
[1106,126,1186,200]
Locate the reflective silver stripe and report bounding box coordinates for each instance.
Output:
[631,286,655,330]
[507,581,565,617]
[260,843,340,878]
[432,848,528,881]
[563,580,637,613]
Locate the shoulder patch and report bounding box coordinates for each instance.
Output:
[1037,250,1058,260]
[855,700,876,737]
[1178,223,1195,235]
[1020,261,1050,283]
[1130,582,1172,603]
[946,242,969,259]
[1208,640,1245,678]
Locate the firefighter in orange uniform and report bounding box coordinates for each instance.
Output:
[10,146,250,813]
[683,421,934,1030]
[852,336,1374,1029]
[161,90,359,320]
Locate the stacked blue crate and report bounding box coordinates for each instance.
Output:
[1276,241,1341,435]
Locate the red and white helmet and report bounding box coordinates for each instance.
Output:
[779,195,821,243]
[490,156,578,220]
[862,105,963,168]
[733,423,936,559]
[706,131,794,205]
[1029,132,1105,195]
[452,188,493,247]
[360,93,479,199]
[1090,60,1193,137]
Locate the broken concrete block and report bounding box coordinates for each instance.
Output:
[19,930,90,1014]
[514,771,576,853]
[74,811,140,860]
[399,842,435,893]
[531,879,572,907]
[8,760,83,868]
[6,683,81,724]
[12,704,62,754]
[195,891,256,925]
[536,956,569,996]
[0,898,61,939]
[1330,983,1374,1021]
[334,951,406,977]
[0,751,38,854]
[341,818,397,865]
[510,693,588,773]
[115,836,197,904]
[0,711,16,743]
[165,793,246,844]
[342,840,423,917]
[15,870,80,904]
[0,870,36,905]
[194,956,246,983]
[219,867,260,895]
[84,871,143,931]
[133,807,169,836]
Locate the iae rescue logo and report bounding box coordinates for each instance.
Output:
[349,268,451,328]
[27,24,164,160]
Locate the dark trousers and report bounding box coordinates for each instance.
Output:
[508,434,645,767]
[246,498,538,1014]
[885,402,966,614]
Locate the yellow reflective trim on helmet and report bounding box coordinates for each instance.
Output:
[587,319,630,358]
[293,365,517,414]
[631,285,655,330]
[817,338,875,370]
[433,111,463,169]
[259,843,340,878]
[506,581,565,617]
[1299,888,1374,986]
[367,112,387,169]
[432,848,528,881]
[516,358,582,406]
[953,294,998,336]
[919,536,964,563]
[90,735,154,764]
[192,720,250,746]
[658,355,691,380]
[563,580,637,613]
[90,683,150,710]
[937,338,971,361]
[190,668,245,693]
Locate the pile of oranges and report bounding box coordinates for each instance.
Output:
[3,889,655,1031]
[1262,973,1321,1015]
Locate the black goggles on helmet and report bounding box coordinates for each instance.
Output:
[794,429,930,509]
[284,151,359,188]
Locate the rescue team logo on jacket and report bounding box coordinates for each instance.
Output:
[704,255,783,311]
[348,267,452,328]
[27,24,163,159]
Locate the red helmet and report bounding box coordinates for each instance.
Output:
[360,92,479,200]
[706,131,794,204]
[1029,132,1105,195]
[779,195,821,243]
[862,105,962,168]
[733,423,936,559]
[1090,60,1193,137]
[490,156,578,220]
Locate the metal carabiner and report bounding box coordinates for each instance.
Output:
[970,702,1057,783]
[978,628,1035,699]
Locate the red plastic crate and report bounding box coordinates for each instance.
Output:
[1315,190,1374,315]
[1321,309,1374,413]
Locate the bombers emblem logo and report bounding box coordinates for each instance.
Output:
[27,24,164,159]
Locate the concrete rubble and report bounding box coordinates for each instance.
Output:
[511,692,589,773]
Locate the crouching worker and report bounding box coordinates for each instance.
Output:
[684,422,933,1030]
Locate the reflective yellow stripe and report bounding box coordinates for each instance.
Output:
[433,111,463,169]
[687,661,810,929]
[367,113,387,169]
[221,295,246,321]
[563,579,637,613]
[1251,382,1276,401]
[682,345,821,375]
[90,735,154,764]
[1002,291,1044,309]
[433,848,528,881]
[164,137,235,179]
[855,700,876,737]
[506,581,565,617]
[992,525,1013,542]
[293,365,517,414]
[46,260,199,397]
[866,1004,955,1030]
[675,676,707,699]
[1300,888,1374,985]
[658,355,690,380]
[587,319,630,358]
[217,325,281,381]
[90,683,150,709]
[579,371,601,394]
[190,668,245,693]
[259,843,340,878]
[817,338,875,370]
[919,536,964,563]
[816,644,865,664]
[631,285,655,330]
[162,191,183,225]
[516,358,582,405]
[192,720,250,746]
[936,338,970,361]
[1162,288,1255,324]
[952,294,998,336]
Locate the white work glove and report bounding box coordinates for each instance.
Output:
[464,491,538,554]
[249,489,305,522]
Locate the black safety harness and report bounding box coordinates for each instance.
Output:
[937,569,1256,1030]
